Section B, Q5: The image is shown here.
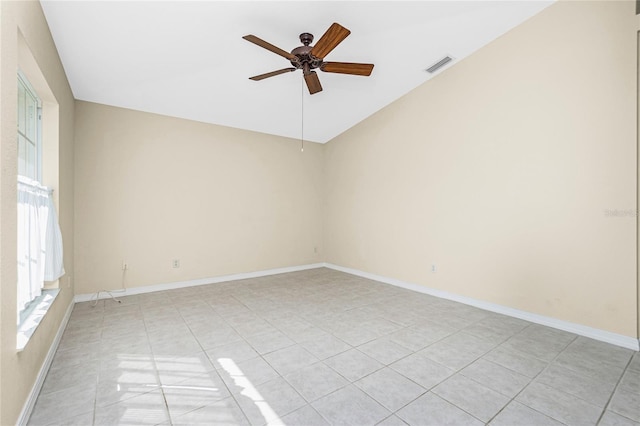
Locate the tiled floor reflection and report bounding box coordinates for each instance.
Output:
[28,268,640,425]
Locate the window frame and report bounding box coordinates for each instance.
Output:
[17,69,42,183]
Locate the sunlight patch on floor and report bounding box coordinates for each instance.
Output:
[219,357,283,425]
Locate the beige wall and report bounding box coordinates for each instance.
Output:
[324,0,638,338]
[0,1,75,424]
[74,102,323,295]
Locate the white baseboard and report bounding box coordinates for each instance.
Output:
[17,299,74,426]
[73,261,638,351]
[74,263,325,303]
[324,263,640,351]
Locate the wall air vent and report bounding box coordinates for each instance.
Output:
[426,56,453,74]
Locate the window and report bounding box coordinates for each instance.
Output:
[15,38,65,350]
[16,71,64,349]
[17,71,42,182]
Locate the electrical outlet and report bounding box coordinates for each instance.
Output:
[314,246,318,254]
[431,264,437,273]
[172,259,180,268]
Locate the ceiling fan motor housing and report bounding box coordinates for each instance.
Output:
[290,33,323,70]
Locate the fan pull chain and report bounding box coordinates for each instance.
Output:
[301,74,304,152]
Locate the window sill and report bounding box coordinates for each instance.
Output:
[17,289,60,352]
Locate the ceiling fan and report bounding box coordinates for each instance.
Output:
[243,23,374,95]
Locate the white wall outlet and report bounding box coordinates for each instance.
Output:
[172,259,180,268]
[431,264,437,273]
[314,246,318,254]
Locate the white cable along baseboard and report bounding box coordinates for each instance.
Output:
[323,263,640,351]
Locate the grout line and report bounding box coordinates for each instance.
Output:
[91,307,103,426]
[173,295,252,426]
[141,309,172,426]
[594,355,634,425]
[485,330,579,425]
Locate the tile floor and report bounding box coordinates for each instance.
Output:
[28,268,640,425]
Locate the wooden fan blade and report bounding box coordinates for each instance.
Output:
[310,23,351,59]
[304,71,323,94]
[249,68,297,81]
[321,62,374,76]
[243,35,297,61]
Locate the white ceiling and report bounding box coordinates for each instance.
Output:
[40,1,553,143]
